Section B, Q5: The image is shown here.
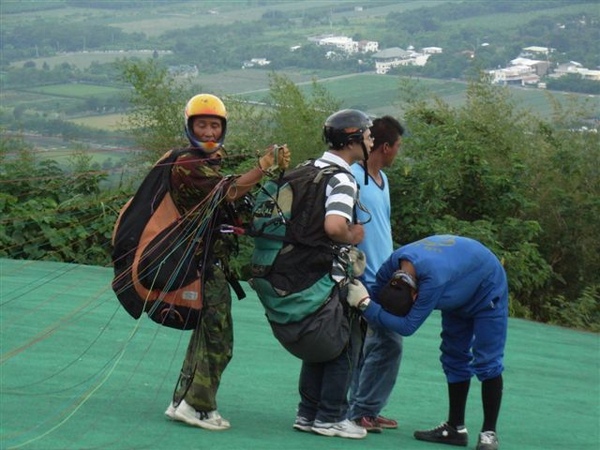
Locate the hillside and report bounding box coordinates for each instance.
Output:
[1,0,598,144]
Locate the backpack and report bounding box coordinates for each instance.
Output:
[248,160,352,362]
[111,149,216,330]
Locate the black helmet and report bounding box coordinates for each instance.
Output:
[323,109,373,149]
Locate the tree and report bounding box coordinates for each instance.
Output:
[0,132,119,265]
[389,76,599,330]
[265,72,341,165]
[117,58,190,163]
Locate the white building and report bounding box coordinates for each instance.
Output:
[422,47,443,54]
[487,57,550,85]
[242,58,271,69]
[358,40,379,53]
[372,47,429,74]
[522,46,554,56]
[311,35,379,55]
[551,62,600,81]
[318,36,358,54]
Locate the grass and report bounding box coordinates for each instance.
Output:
[3,71,596,135]
[28,83,126,98]
[449,3,596,30]
[233,72,598,119]
[3,1,598,133]
[70,114,127,131]
[18,72,589,133]
[10,51,161,70]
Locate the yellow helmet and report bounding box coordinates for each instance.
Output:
[184,93,228,152]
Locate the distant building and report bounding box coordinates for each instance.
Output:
[487,57,549,85]
[422,47,443,54]
[318,36,359,54]
[372,47,430,74]
[521,46,554,56]
[550,62,600,81]
[309,35,379,55]
[358,40,379,53]
[242,58,271,69]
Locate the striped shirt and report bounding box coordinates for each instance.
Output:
[314,152,358,281]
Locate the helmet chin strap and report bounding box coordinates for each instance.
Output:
[361,141,370,186]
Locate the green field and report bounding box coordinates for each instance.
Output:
[40,72,595,130]
[3,72,596,136]
[103,1,459,37]
[70,113,127,131]
[3,0,598,136]
[450,3,596,30]
[10,50,166,70]
[232,72,599,119]
[28,83,126,98]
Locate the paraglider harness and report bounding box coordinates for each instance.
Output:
[111,148,245,330]
[247,159,360,363]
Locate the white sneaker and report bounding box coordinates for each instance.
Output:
[293,416,314,432]
[311,418,367,439]
[164,402,177,419]
[172,399,230,430]
[476,430,499,450]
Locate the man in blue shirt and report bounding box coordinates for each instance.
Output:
[348,116,405,432]
[347,235,507,450]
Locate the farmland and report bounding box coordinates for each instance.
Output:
[1,0,598,149]
[4,71,597,137]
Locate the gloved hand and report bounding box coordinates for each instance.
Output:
[348,247,366,277]
[259,144,291,173]
[346,280,370,308]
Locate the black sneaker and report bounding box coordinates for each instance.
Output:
[414,422,468,446]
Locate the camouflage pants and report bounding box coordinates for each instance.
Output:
[173,268,233,412]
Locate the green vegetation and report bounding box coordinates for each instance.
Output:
[240,74,599,119]
[1,61,598,332]
[0,1,598,332]
[28,83,125,97]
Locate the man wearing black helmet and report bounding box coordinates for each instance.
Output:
[287,109,374,440]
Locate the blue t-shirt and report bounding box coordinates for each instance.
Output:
[351,163,393,292]
[363,235,508,336]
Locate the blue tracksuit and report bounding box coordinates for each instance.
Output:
[362,235,508,383]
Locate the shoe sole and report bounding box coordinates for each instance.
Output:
[173,411,230,431]
[414,435,468,446]
[311,427,367,439]
[293,424,313,432]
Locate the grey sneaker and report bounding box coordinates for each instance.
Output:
[311,418,367,439]
[414,422,468,446]
[476,431,499,450]
[293,416,314,432]
[172,399,230,430]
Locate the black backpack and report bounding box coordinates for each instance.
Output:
[248,160,353,362]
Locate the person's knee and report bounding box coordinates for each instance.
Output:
[474,364,504,382]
